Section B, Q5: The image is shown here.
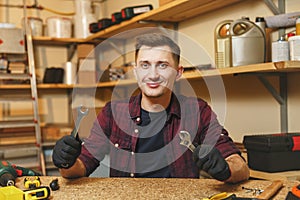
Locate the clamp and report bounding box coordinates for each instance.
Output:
[24,176,41,189]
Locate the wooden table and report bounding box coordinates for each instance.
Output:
[15,176,298,199]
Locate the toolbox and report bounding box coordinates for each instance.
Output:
[89,18,113,33]
[121,4,153,20]
[243,133,300,172]
[0,28,25,54]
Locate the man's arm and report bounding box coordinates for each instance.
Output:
[225,154,250,183]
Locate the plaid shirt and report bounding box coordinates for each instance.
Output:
[79,93,240,178]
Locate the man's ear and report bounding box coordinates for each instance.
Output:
[176,66,184,81]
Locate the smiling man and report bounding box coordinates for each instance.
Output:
[52,33,249,183]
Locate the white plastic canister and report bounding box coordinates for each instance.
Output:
[22,17,43,36]
[46,17,72,38]
[62,62,77,84]
[272,39,289,62]
[288,36,300,61]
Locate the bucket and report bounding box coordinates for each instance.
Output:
[22,17,43,36]
[46,17,72,38]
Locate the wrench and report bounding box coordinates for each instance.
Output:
[179,130,196,152]
[60,105,89,168]
[70,105,89,138]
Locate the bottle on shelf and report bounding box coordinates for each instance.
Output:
[296,16,300,35]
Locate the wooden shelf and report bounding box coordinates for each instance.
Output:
[1,61,299,90]
[31,0,243,45]
[183,61,300,80]
[86,0,243,41]
[32,36,87,46]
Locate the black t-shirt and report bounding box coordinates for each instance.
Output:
[135,108,171,177]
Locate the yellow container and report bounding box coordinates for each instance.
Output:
[0,186,23,200]
[296,17,300,35]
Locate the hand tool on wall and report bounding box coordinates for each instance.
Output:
[71,105,89,138]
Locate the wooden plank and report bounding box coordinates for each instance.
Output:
[250,169,300,181]
[0,62,299,90]
[33,36,86,46]
[147,0,242,22]
[183,62,278,79]
[0,136,36,145]
[84,0,243,41]
[274,61,300,69]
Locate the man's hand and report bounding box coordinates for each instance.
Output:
[193,145,231,181]
[52,135,82,169]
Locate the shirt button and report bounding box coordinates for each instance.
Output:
[114,143,119,148]
[134,129,139,134]
[131,151,135,155]
[130,173,134,177]
[136,117,141,122]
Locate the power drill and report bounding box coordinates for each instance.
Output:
[0,160,40,187]
[0,160,18,186]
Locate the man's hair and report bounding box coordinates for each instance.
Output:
[135,33,180,66]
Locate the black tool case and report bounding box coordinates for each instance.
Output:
[243,133,300,172]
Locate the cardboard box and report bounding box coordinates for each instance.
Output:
[42,124,72,142]
[0,28,25,53]
[159,0,175,6]
[77,44,95,59]
[78,58,96,84]
[243,133,300,172]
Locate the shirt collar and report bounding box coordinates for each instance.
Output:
[129,92,181,120]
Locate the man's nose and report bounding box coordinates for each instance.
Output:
[148,66,159,79]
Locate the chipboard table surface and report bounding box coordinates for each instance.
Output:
[15,176,299,199]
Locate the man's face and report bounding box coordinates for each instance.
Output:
[134,45,182,99]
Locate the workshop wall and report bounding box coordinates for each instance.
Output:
[178,0,300,141]
[0,0,299,142]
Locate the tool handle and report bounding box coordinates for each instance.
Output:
[71,127,78,138]
[257,180,283,200]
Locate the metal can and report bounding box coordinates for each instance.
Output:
[272,38,289,62]
[288,35,300,61]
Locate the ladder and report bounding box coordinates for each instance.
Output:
[0,23,45,174]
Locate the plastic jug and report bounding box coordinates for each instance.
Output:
[230,19,265,67]
[214,20,233,68]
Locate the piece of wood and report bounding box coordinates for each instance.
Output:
[257,180,283,200]
[250,169,300,181]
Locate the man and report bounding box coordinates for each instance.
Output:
[52,33,249,183]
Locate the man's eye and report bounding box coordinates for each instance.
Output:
[140,63,149,69]
[158,63,168,69]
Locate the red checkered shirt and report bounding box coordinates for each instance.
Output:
[79,93,241,178]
